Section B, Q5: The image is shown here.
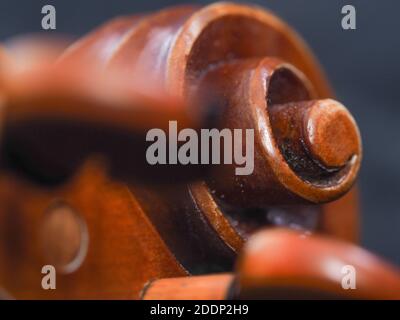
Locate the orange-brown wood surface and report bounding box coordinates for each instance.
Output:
[0,163,186,299]
[236,229,400,299]
[144,229,400,300]
[143,274,233,300]
[0,2,378,300]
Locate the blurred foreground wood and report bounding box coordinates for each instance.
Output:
[0,2,396,300]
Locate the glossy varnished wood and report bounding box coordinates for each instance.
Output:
[0,2,368,299]
[0,162,186,299]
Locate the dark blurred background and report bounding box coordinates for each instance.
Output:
[0,0,399,264]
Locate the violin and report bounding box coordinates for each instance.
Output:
[0,2,398,300]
